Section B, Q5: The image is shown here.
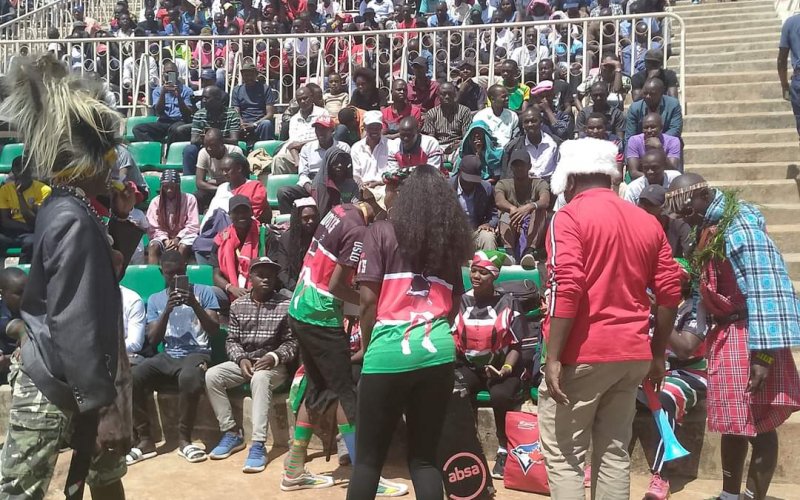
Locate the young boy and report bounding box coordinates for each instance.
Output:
[500,59,530,112]
[323,74,350,117]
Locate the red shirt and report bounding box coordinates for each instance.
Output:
[544,188,681,364]
[407,79,440,114]
[381,103,422,134]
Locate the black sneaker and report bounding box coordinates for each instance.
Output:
[491,452,507,479]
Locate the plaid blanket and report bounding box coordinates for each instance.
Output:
[705,191,800,350]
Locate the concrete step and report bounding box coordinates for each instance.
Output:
[673,39,777,55]
[684,70,778,86]
[685,25,779,40]
[686,143,799,164]
[757,203,800,225]
[684,112,796,132]
[706,179,799,205]
[687,161,798,180]
[681,10,779,25]
[682,32,778,46]
[671,0,776,14]
[684,129,799,145]
[688,98,789,114]
[684,18,781,32]
[685,58,779,74]
[683,48,775,64]
[764,224,800,253]
[782,253,800,277]
[685,81,783,101]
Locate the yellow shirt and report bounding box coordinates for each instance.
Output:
[0,181,52,223]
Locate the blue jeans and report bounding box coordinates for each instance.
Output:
[183,143,201,175]
[254,120,274,141]
[790,75,800,135]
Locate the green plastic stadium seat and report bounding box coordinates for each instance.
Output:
[13,264,30,273]
[476,391,490,403]
[160,141,189,171]
[0,144,24,174]
[5,248,21,257]
[238,141,248,154]
[120,265,165,304]
[462,265,540,291]
[253,140,285,157]
[272,213,291,225]
[143,175,161,207]
[186,264,214,287]
[266,174,299,210]
[128,142,164,172]
[125,116,158,142]
[181,175,197,195]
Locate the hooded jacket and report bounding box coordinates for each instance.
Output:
[455,120,504,180]
[312,146,361,218]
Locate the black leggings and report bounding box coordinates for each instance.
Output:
[455,365,521,449]
[347,363,454,500]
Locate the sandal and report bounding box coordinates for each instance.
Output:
[177,443,208,463]
[126,447,157,466]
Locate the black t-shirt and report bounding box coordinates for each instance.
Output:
[631,68,679,91]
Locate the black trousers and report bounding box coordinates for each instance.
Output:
[277,184,310,215]
[347,363,454,500]
[0,228,34,263]
[455,365,521,449]
[289,317,357,423]
[132,119,191,143]
[131,351,210,443]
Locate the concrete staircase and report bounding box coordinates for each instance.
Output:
[671,0,800,280]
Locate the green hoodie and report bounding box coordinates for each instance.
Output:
[454,120,504,180]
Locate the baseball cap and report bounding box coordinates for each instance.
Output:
[223,2,234,10]
[241,61,257,71]
[249,256,281,272]
[509,150,531,167]
[645,48,663,63]
[229,195,252,212]
[364,7,375,14]
[639,184,666,206]
[458,155,484,184]
[313,114,335,129]
[455,57,476,69]
[410,56,428,68]
[200,69,216,80]
[363,110,382,126]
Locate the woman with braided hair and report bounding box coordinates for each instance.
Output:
[146,169,199,264]
[0,53,131,499]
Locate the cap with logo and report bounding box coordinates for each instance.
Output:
[250,256,281,272]
[313,114,336,129]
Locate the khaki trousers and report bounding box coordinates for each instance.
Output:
[538,360,650,500]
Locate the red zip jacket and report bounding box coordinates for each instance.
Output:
[544,188,682,365]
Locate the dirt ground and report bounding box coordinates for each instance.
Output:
[44,445,796,500]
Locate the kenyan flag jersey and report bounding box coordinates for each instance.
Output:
[452,291,525,368]
[289,204,366,328]
[356,221,464,374]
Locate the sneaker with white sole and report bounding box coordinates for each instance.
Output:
[643,473,670,500]
[491,452,507,479]
[376,477,409,497]
[242,442,267,473]
[280,470,335,491]
[337,433,350,466]
[209,431,246,460]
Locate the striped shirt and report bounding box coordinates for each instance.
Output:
[191,107,241,138]
[421,104,473,151]
[225,291,297,365]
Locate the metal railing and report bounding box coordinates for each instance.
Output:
[0,12,685,116]
[0,0,107,41]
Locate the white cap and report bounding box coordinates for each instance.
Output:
[549,138,620,196]
[363,110,383,126]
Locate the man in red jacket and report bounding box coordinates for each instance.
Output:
[538,138,682,499]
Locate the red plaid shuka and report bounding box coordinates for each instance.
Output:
[702,257,800,436]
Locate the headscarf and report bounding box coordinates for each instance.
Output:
[311,147,360,217]
[455,121,504,180]
[471,250,512,278]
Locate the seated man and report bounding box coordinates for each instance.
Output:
[623,149,681,205]
[351,111,390,187]
[386,116,443,170]
[637,185,692,259]
[530,80,574,143]
[133,61,194,143]
[128,250,220,465]
[422,82,472,165]
[0,267,26,383]
[112,250,147,365]
[211,196,277,309]
[473,85,519,149]
[205,256,297,473]
[631,49,679,102]
[271,86,328,175]
[381,79,422,139]
[0,157,51,263]
[232,61,277,144]
[277,115,351,214]
[495,150,551,267]
[183,85,241,175]
[583,113,624,189]
[499,59,530,112]
[454,58,487,112]
[451,155,498,250]
[407,56,440,113]
[625,78,682,144]
[195,128,243,211]
[576,81,625,139]
[625,112,682,179]
[501,107,558,180]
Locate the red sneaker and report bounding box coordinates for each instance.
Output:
[644,473,670,500]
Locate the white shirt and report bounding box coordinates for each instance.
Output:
[447,0,471,23]
[623,170,682,205]
[197,144,243,183]
[298,140,351,187]
[318,0,341,17]
[122,54,159,91]
[283,37,320,58]
[128,208,149,265]
[525,134,558,179]
[352,137,390,183]
[510,45,550,71]
[386,134,443,170]
[367,0,394,20]
[472,108,518,149]
[121,286,146,354]
[288,106,328,143]
[205,182,235,224]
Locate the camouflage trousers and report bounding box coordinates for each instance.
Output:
[0,363,126,500]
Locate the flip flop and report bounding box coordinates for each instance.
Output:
[178,443,208,463]
[126,447,157,465]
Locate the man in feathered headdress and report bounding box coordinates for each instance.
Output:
[0,54,131,499]
[665,173,800,500]
[538,138,682,499]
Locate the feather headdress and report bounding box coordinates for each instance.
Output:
[0,53,121,184]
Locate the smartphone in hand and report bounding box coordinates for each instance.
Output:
[174,274,189,293]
